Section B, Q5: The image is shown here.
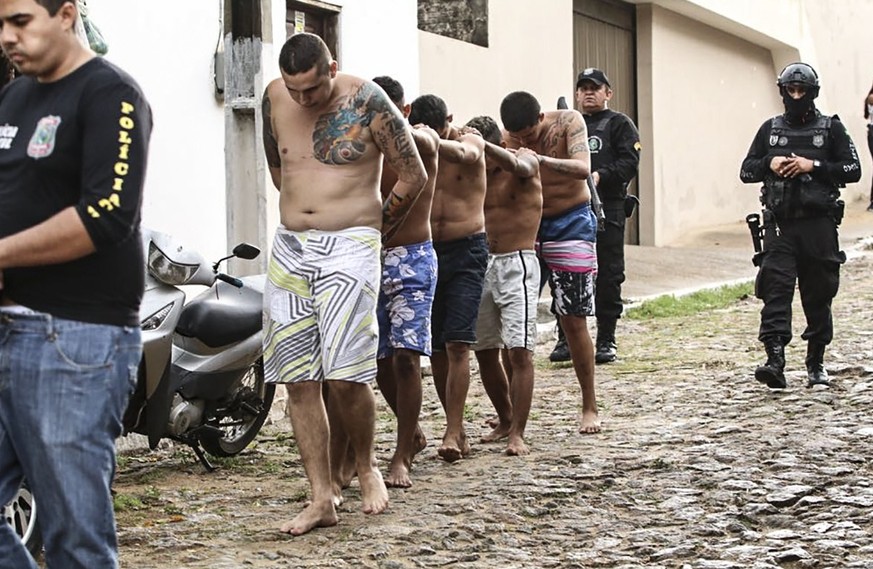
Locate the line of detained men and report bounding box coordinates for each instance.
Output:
[260,32,641,536]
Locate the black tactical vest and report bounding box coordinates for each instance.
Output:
[585,110,624,200]
[768,114,831,161]
[764,113,839,215]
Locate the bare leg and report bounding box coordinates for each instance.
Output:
[377,357,426,463]
[475,348,512,442]
[327,381,389,514]
[326,386,354,504]
[505,347,534,455]
[437,342,472,462]
[281,382,338,535]
[560,314,601,433]
[384,349,424,487]
[430,350,449,411]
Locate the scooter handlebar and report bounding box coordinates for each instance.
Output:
[216,273,244,288]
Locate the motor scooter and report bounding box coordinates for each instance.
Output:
[3,229,275,551]
[122,228,275,470]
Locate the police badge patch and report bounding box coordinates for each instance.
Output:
[27,115,62,159]
[588,135,602,154]
[812,134,824,147]
[769,134,779,146]
[778,136,788,147]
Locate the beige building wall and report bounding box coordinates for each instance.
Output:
[418,0,574,128]
[634,0,873,245]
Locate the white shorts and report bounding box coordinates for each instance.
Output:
[263,226,381,384]
[473,250,539,351]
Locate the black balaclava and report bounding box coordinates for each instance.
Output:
[781,87,817,123]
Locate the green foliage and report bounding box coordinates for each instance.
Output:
[626,282,754,320]
[113,493,144,512]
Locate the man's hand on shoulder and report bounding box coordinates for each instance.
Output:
[411,124,440,155]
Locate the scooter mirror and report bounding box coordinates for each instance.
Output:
[233,243,260,260]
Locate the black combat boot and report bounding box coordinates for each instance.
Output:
[595,319,617,364]
[755,338,786,389]
[806,342,830,388]
[548,323,571,362]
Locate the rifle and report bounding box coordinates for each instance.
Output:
[556,96,605,230]
[746,208,778,267]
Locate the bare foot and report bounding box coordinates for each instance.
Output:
[579,410,602,434]
[337,447,357,489]
[279,500,337,536]
[437,433,471,463]
[358,466,389,514]
[505,435,529,456]
[413,426,427,456]
[385,454,413,488]
[481,423,510,443]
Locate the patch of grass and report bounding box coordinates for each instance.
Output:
[626,282,754,320]
[114,493,144,512]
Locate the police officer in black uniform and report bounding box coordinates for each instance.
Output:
[740,62,861,389]
[577,68,641,363]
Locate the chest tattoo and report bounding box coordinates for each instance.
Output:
[312,84,375,165]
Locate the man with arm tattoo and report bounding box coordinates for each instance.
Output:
[500,91,602,435]
[260,33,426,536]
[370,75,439,488]
[408,94,488,463]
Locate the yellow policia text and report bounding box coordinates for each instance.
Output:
[87,101,136,218]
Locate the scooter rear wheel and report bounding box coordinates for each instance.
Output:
[200,357,276,457]
[3,479,42,557]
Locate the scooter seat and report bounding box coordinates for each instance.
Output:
[177,280,262,347]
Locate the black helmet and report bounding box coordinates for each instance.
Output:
[777,62,819,89]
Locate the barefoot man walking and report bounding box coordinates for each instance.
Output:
[466,115,543,456]
[500,91,601,434]
[261,33,426,535]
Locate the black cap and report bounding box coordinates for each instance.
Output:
[576,68,611,88]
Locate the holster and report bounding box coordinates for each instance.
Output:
[624,194,640,218]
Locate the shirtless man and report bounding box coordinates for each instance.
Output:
[465,115,543,456]
[500,91,601,434]
[371,76,440,487]
[408,94,488,462]
[261,33,426,535]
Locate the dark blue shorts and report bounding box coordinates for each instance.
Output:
[432,233,488,349]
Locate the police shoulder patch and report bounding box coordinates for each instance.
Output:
[27,115,62,159]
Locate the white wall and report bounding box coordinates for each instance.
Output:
[419,0,574,128]
[87,0,229,260]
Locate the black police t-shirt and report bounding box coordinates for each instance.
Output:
[0,57,152,327]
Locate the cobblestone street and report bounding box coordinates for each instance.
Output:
[114,248,873,569]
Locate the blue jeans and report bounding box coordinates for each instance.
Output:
[0,310,140,569]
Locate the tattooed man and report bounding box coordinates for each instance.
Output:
[408,94,488,463]
[500,91,602,434]
[261,33,426,536]
[371,76,439,488]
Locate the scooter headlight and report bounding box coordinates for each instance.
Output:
[148,242,199,285]
[141,302,174,331]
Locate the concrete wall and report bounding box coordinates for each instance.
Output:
[418,0,574,128]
